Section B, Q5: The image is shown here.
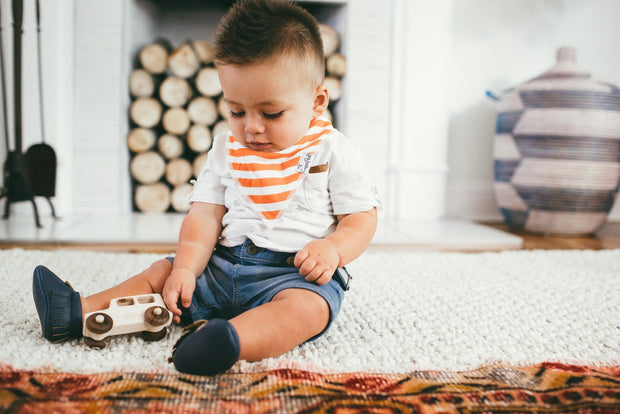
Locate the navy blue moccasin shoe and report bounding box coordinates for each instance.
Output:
[32,265,83,342]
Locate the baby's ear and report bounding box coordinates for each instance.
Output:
[313,85,329,116]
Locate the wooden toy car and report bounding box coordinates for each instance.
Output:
[82,293,172,348]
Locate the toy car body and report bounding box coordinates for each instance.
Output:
[82,293,172,348]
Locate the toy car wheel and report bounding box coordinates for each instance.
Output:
[84,336,110,349]
[142,328,167,342]
[144,306,169,326]
[85,313,113,334]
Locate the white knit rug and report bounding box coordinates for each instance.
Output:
[1,247,618,374]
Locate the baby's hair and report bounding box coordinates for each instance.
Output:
[214,0,325,87]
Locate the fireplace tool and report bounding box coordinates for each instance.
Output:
[0,0,42,227]
[0,1,10,186]
[24,0,57,218]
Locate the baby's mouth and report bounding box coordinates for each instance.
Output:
[247,142,272,151]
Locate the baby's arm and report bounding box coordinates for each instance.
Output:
[162,202,226,323]
[294,208,377,285]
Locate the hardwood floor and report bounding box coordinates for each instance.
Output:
[2,221,620,253]
[488,221,620,251]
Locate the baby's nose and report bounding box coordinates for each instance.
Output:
[244,114,265,134]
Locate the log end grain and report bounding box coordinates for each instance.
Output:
[130,151,166,184]
[319,24,339,57]
[135,183,171,213]
[196,67,222,97]
[159,76,192,108]
[212,119,230,137]
[171,183,193,212]
[162,107,191,135]
[158,134,185,160]
[129,69,155,98]
[165,158,193,186]
[130,98,162,128]
[326,53,346,78]
[193,152,209,177]
[186,124,213,153]
[192,39,214,65]
[168,43,200,78]
[324,76,342,102]
[127,127,156,153]
[187,96,218,126]
[139,43,169,75]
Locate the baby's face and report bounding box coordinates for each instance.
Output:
[218,55,328,152]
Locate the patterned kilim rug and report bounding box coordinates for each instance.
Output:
[2,363,619,413]
[1,248,619,412]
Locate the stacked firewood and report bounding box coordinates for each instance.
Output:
[128,24,345,213]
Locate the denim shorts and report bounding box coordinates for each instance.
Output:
[166,239,345,340]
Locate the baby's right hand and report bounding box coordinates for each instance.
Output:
[162,268,196,324]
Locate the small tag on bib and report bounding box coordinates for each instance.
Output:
[296,152,315,174]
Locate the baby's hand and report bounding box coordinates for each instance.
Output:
[162,268,196,324]
[294,239,340,285]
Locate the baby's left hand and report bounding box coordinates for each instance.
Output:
[294,239,340,285]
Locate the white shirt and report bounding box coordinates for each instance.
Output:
[189,129,381,252]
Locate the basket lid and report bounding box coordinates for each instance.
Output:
[514,47,599,92]
[491,47,619,110]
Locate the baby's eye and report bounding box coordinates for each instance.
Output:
[229,110,245,118]
[263,111,284,120]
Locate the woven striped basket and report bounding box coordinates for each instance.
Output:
[489,47,620,236]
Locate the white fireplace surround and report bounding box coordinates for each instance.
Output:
[2,0,620,222]
[66,0,455,220]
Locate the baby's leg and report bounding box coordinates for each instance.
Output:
[172,288,329,374]
[33,258,173,342]
[81,258,173,316]
[232,288,330,361]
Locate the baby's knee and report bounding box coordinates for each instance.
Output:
[140,259,173,292]
[151,258,173,273]
[275,289,330,333]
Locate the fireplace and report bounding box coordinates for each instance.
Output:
[125,0,349,213]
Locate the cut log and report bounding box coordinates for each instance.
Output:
[159,76,192,108]
[130,151,166,184]
[158,133,184,159]
[130,98,162,128]
[212,119,230,137]
[187,96,218,126]
[168,43,200,78]
[324,76,342,102]
[322,107,332,122]
[171,183,193,212]
[129,69,155,98]
[217,96,229,119]
[135,183,171,213]
[319,24,339,57]
[192,39,214,65]
[162,107,191,135]
[186,125,213,152]
[127,127,156,153]
[326,53,346,77]
[165,158,193,186]
[193,152,209,177]
[139,43,169,75]
[196,67,222,97]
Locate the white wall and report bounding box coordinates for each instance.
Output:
[446,0,620,221]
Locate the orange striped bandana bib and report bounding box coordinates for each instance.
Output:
[227,116,333,226]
